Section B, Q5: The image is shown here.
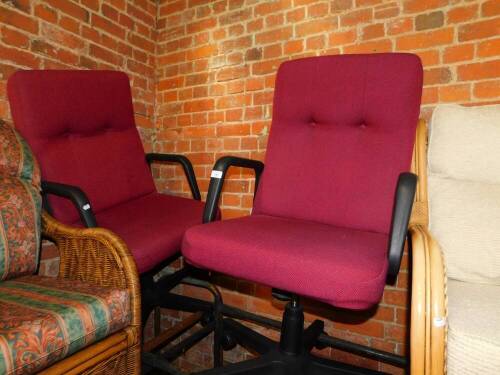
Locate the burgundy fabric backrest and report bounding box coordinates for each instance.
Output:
[7,70,155,223]
[253,54,423,234]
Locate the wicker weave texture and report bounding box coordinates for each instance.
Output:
[40,212,141,375]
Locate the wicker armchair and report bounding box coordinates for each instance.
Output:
[0,120,140,374]
[40,212,141,375]
[410,105,500,374]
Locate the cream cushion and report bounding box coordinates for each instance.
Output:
[428,104,500,284]
[447,280,500,374]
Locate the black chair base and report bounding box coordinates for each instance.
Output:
[199,298,389,375]
[142,267,223,374]
[198,353,384,375]
[198,318,385,375]
[142,284,403,375]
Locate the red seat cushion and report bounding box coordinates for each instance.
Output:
[183,215,388,310]
[93,192,204,274]
[183,54,422,309]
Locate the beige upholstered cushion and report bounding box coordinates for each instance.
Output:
[429,104,500,184]
[447,280,500,374]
[428,104,500,284]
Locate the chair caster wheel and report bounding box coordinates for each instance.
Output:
[221,332,237,351]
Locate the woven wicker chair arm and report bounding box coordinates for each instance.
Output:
[409,225,446,375]
[41,211,141,329]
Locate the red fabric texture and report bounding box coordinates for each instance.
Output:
[253,54,423,234]
[7,70,155,224]
[183,215,389,309]
[183,54,423,309]
[93,192,204,273]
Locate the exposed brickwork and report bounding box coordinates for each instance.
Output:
[154,0,500,209]
[1,0,499,373]
[154,0,499,372]
[0,0,157,147]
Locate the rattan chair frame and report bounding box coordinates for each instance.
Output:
[409,120,447,375]
[39,211,141,375]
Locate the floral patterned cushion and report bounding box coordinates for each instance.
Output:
[0,177,41,281]
[0,275,130,374]
[0,120,41,281]
[0,120,40,188]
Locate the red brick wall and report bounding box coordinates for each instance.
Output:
[154,0,499,372]
[0,0,158,276]
[1,0,499,373]
[155,0,500,206]
[0,0,157,138]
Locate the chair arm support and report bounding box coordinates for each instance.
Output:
[387,172,417,280]
[42,211,141,331]
[146,153,201,201]
[41,181,97,228]
[203,156,264,223]
[409,225,446,375]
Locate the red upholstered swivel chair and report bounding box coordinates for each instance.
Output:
[182,54,423,374]
[7,71,212,351]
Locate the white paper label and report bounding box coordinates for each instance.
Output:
[433,317,446,327]
[211,170,223,179]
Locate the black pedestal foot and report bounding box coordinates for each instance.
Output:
[303,320,324,352]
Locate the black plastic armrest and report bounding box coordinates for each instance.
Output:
[146,153,201,201]
[387,172,417,281]
[41,181,97,228]
[204,156,265,223]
